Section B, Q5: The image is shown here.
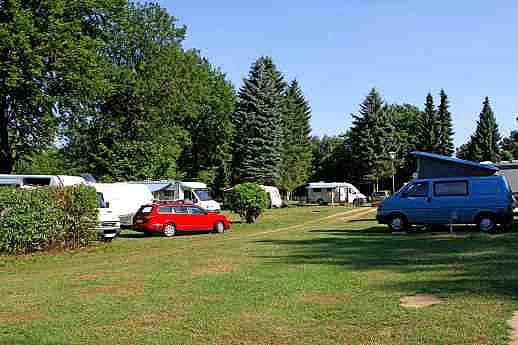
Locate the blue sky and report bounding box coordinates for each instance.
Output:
[159,0,517,147]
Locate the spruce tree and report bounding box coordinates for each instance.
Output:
[279,80,313,194]
[457,97,501,162]
[349,88,393,190]
[437,89,455,156]
[232,57,284,185]
[417,93,440,153]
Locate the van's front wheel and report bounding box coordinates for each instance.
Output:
[388,215,408,232]
[477,215,496,232]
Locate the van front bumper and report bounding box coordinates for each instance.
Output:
[97,222,121,239]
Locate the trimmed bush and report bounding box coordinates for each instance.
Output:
[225,183,268,223]
[0,185,98,254]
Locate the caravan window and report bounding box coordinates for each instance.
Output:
[313,188,322,192]
[23,177,52,186]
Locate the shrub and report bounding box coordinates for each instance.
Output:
[225,183,268,223]
[0,185,98,254]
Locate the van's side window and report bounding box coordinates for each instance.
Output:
[313,188,321,192]
[434,181,468,197]
[405,182,428,197]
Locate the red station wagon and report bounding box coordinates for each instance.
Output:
[133,201,231,237]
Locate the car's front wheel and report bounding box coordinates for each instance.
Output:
[388,214,408,232]
[214,221,225,234]
[163,224,176,237]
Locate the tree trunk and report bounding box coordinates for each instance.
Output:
[0,97,13,174]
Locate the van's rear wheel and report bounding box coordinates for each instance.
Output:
[163,224,176,237]
[214,221,225,234]
[388,215,408,232]
[477,215,496,232]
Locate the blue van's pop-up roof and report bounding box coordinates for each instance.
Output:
[411,151,498,179]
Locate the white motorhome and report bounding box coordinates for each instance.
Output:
[306,182,367,205]
[92,183,154,227]
[0,174,121,239]
[134,180,221,212]
[0,174,86,187]
[260,185,283,208]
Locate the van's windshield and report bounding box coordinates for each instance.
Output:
[194,189,213,201]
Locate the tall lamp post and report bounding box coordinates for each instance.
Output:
[389,151,396,194]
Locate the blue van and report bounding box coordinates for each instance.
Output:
[377,176,513,232]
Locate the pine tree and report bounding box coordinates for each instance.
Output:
[437,90,455,156]
[457,97,501,162]
[349,88,393,190]
[417,93,440,153]
[279,80,313,194]
[232,57,284,185]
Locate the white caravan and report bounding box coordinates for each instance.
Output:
[261,185,283,208]
[306,182,367,205]
[0,174,120,239]
[92,183,154,227]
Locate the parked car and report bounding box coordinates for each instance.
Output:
[132,201,231,237]
[371,190,391,202]
[377,176,513,232]
[94,191,121,241]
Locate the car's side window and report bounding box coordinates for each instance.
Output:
[173,207,188,214]
[406,182,429,197]
[188,207,205,215]
[158,206,174,214]
[434,181,468,197]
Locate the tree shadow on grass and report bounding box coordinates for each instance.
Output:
[255,224,518,298]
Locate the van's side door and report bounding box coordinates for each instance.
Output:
[401,181,431,225]
[429,180,470,224]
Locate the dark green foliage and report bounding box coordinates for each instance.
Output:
[348,89,394,190]
[279,80,313,193]
[232,57,284,185]
[501,130,518,160]
[0,185,98,254]
[13,148,66,175]
[436,90,455,156]
[311,135,350,182]
[417,93,440,153]
[457,97,501,162]
[0,0,125,173]
[225,183,268,223]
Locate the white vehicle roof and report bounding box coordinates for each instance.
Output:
[91,183,154,213]
[307,182,359,189]
[0,174,85,186]
[260,185,280,192]
[180,181,208,189]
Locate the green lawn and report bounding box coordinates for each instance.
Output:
[1,206,518,345]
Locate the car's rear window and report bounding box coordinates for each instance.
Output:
[140,206,153,214]
[174,207,188,214]
[158,206,174,213]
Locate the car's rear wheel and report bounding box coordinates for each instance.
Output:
[388,214,408,232]
[477,215,496,232]
[163,224,176,237]
[214,221,225,234]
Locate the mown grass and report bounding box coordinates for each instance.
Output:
[1,205,518,345]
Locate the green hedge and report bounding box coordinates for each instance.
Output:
[0,185,98,254]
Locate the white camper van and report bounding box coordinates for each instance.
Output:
[306,182,367,205]
[261,185,283,208]
[0,174,121,239]
[92,183,154,227]
[177,182,221,212]
[0,174,86,187]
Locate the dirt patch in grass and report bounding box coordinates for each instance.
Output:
[80,282,143,297]
[299,292,351,305]
[114,311,176,329]
[192,262,236,276]
[400,294,442,308]
[0,311,41,322]
[508,311,518,345]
